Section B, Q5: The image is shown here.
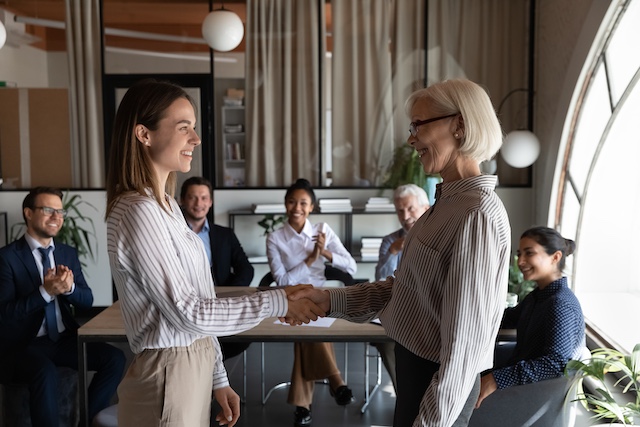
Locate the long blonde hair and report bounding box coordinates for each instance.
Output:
[105,79,196,218]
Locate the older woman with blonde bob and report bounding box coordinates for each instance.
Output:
[289,78,511,427]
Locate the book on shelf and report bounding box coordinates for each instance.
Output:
[365,196,395,212]
[360,236,383,260]
[252,203,286,214]
[318,198,352,212]
[226,142,244,160]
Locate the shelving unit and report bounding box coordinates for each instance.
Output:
[221,105,246,187]
[228,209,398,263]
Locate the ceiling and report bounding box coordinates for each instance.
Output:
[0,0,249,52]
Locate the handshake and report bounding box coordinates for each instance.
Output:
[280,284,331,326]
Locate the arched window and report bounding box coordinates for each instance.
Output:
[554,0,640,352]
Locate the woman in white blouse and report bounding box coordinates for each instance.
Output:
[266,178,357,427]
[105,80,323,427]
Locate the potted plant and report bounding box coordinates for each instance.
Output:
[11,191,97,266]
[257,214,285,236]
[507,254,536,304]
[381,144,441,203]
[565,344,640,426]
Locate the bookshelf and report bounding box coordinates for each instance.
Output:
[221,105,246,187]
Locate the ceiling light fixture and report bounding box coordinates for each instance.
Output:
[201,4,244,52]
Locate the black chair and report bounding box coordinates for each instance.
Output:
[259,265,356,287]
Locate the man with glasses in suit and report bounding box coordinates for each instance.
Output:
[0,187,125,427]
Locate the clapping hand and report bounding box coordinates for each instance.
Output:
[280,284,328,325]
[43,265,74,296]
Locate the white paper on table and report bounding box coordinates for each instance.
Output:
[274,317,336,328]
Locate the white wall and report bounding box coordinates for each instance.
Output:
[0,44,50,87]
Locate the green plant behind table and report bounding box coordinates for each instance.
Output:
[381,144,440,189]
[257,214,285,236]
[508,254,536,303]
[565,344,640,425]
[10,192,98,266]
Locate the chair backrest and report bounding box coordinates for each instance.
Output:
[258,272,276,287]
[324,265,355,286]
[259,266,355,287]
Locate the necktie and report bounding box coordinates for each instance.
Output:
[38,246,59,342]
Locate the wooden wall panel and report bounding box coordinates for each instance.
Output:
[0,88,71,189]
[0,90,22,188]
[28,89,72,187]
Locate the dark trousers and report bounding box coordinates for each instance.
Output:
[394,342,480,427]
[9,333,126,426]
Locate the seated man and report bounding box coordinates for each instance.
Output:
[180,176,254,360]
[0,187,126,426]
[374,184,430,391]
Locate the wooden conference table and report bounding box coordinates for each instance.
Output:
[77,287,392,427]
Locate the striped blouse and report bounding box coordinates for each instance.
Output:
[328,175,511,426]
[107,190,288,389]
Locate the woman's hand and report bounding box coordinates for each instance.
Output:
[475,373,498,409]
[280,284,326,325]
[305,232,326,265]
[213,386,240,426]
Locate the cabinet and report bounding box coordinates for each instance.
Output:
[221,106,246,187]
[228,209,398,263]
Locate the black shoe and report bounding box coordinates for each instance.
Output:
[330,385,354,406]
[294,406,312,426]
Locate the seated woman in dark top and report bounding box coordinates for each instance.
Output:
[475,226,585,408]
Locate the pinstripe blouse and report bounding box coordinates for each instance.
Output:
[107,190,288,389]
[328,175,511,426]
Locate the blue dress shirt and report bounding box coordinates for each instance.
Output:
[188,218,212,267]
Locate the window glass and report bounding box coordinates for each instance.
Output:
[574,74,640,352]
[604,0,640,105]
[568,63,611,197]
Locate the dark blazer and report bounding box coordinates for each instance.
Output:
[0,236,93,366]
[210,224,254,287]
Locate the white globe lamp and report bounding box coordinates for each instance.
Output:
[201,8,244,52]
[0,20,7,50]
[500,130,540,168]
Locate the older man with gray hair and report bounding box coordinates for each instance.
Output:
[376,184,431,281]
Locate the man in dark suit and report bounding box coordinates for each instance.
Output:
[0,187,126,426]
[180,177,253,359]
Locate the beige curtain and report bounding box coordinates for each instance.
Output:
[65,0,103,188]
[428,0,530,184]
[245,0,324,187]
[331,0,425,187]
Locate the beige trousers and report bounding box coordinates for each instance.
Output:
[287,342,341,408]
[117,338,215,427]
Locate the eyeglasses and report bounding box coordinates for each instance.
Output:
[33,206,68,218]
[409,113,458,137]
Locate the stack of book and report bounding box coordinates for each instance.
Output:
[360,237,383,261]
[318,198,353,212]
[252,203,286,213]
[364,197,395,212]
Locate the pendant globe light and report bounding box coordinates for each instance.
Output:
[0,20,7,50]
[201,4,244,52]
[496,88,540,169]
